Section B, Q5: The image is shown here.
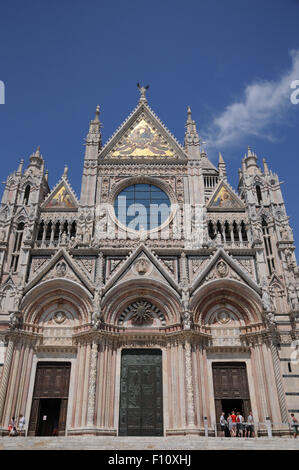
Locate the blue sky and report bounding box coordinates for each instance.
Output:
[0,0,299,251]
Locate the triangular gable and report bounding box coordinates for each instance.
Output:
[14,206,30,221]
[0,274,17,291]
[103,243,181,295]
[41,179,79,211]
[24,248,94,295]
[100,102,188,160]
[191,247,261,295]
[269,273,284,288]
[207,180,245,211]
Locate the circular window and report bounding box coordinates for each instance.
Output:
[114,184,171,231]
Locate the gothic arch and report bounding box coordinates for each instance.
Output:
[102,279,181,326]
[191,279,263,325]
[21,278,92,326]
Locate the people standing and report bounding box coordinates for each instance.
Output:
[236,412,244,437]
[290,413,298,438]
[9,416,17,436]
[227,413,233,437]
[220,412,227,437]
[231,410,237,436]
[246,411,255,437]
[18,415,25,435]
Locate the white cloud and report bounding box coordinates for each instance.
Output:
[205,50,299,149]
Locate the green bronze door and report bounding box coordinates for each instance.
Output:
[119,349,163,436]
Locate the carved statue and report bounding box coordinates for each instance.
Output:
[182,310,192,330]
[288,283,299,311]
[280,225,290,241]
[92,289,103,329]
[137,83,149,101]
[261,279,273,312]
[9,311,22,330]
[0,229,6,242]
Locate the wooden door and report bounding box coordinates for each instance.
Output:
[28,362,71,436]
[119,349,163,436]
[212,362,251,425]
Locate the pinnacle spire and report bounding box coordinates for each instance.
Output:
[218,152,227,180]
[184,105,200,158]
[85,104,102,151]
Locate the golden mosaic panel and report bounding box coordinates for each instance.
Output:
[45,185,76,209]
[109,120,175,158]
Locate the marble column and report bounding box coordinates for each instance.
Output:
[0,339,14,425]
[184,339,195,429]
[87,341,98,427]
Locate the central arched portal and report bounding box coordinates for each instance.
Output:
[119,349,163,436]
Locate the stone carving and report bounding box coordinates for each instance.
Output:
[132,257,152,276]
[9,311,22,330]
[0,229,6,242]
[261,279,273,312]
[91,289,103,330]
[216,311,232,324]
[130,301,154,326]
[280,225,290,241]
[53,311,66,324]
[119,300,166,327]
[288,283,299,311]
[216,260,228,277]
[55,261,67,277]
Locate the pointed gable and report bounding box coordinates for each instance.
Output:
[191,248,261,295]
[41,179,78,211]
[100,103,187,160]
[207,180,245,211]
[24,249,94,295]
[103,244,180,295]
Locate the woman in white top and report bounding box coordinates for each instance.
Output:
[18,415,25,434]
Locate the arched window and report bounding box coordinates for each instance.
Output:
[262,218,275,274]
[23,185,31,205]
[256,185,262,205]
[241,221,248,242]
[10,222,25,271]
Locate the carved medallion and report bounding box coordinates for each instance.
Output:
[132,257,152,276]
[53,311,67,324]
[55,261,67,277]
[216,260,228,277]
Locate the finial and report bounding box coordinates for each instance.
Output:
[137,83,149,102]
[94,105,100,122]
[218,152,225,164]
[63,165,68,178]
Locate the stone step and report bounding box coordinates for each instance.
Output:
[0,436,299,450]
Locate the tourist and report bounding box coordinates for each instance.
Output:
[290,414,298,438]
[231,410,237,436]
[220,412,226,437]
[227,413,233,436]
[236,412,244,437]
[18,415,25,435]
[9,416,17,436]
[246,411,254,437]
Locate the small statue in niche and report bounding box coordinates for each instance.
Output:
[261,279,273,312]
[288,283,299,311]
[280,225,290,241]
[0,229,6,242]
[91,288,103,329]
[9,311,22,330]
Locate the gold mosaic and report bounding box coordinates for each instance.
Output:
[45,184,76,209]
[109,119,174,158]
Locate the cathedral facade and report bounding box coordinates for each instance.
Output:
[0,89,298,437]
